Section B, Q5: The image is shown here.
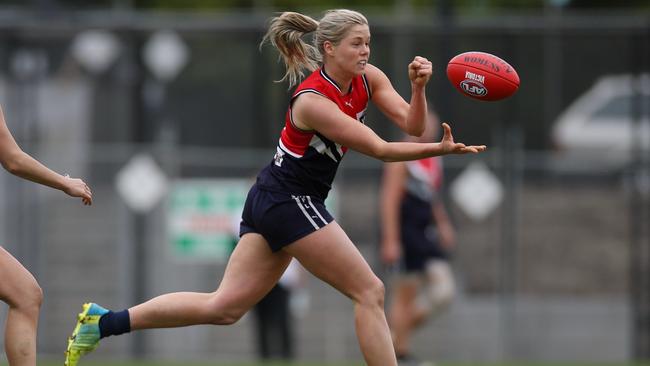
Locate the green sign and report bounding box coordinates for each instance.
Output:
[167,179,250,262]
[167,179,339,262]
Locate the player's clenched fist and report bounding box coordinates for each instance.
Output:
[408,56,432,87]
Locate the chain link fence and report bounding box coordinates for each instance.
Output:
[0,8,648,364]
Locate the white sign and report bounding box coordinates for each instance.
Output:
[450,161,503,221]
[116,153,168,213]
[71,30,121,74]
[143,30,189,82]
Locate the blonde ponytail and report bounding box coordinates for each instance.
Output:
[261,12,321,88]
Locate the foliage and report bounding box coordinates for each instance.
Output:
[45,0,650,11]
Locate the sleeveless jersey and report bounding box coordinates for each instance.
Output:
[404,157,443,204]
[256,67,371,199]
[399,156,448,263]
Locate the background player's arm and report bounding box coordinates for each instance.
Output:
[292,93,485,162]
[365,60,431,137]
[432,199,456,250]
[380,162,407,265]
[0,105,92,205]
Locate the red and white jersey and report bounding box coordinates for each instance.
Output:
[257,67,371,199]
[405,157,443,203]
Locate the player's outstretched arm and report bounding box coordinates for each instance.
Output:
[0,106,92,205]
[293,93,485,162]
[376,122,485,162]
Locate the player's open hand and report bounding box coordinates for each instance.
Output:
[408,56,432,87]
[63,175,93,205]
[439,123,487,154]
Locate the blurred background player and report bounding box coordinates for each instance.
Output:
[380,110,456,366]
[252,258,307,362]
[0,104,92,366]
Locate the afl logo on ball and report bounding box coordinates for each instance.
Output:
[460,80,487,97]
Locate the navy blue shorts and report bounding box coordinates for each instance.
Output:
[239,184,334,252]
[400,194,449,273]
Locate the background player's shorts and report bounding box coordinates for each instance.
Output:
[240,184,334,252]
[400,193,449,273]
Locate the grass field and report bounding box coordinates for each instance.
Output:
[2,362,649,366]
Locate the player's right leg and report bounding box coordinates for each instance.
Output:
[64,232,291,366]
[0,246,43,366]
[283,221,397,366]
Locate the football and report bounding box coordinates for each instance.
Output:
[446,51,520,101]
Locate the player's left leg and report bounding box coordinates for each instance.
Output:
[65,233,291,366]
[127,233,291,329]
[0,246,43,366]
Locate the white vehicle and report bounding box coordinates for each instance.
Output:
[551,73,650,168]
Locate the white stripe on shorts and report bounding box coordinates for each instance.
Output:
[292,195,319,230]
[306,196,328,226]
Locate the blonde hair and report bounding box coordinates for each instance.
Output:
[261,9,369,88]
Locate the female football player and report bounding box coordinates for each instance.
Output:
[0,104,92,366]
[65,9,484,366]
